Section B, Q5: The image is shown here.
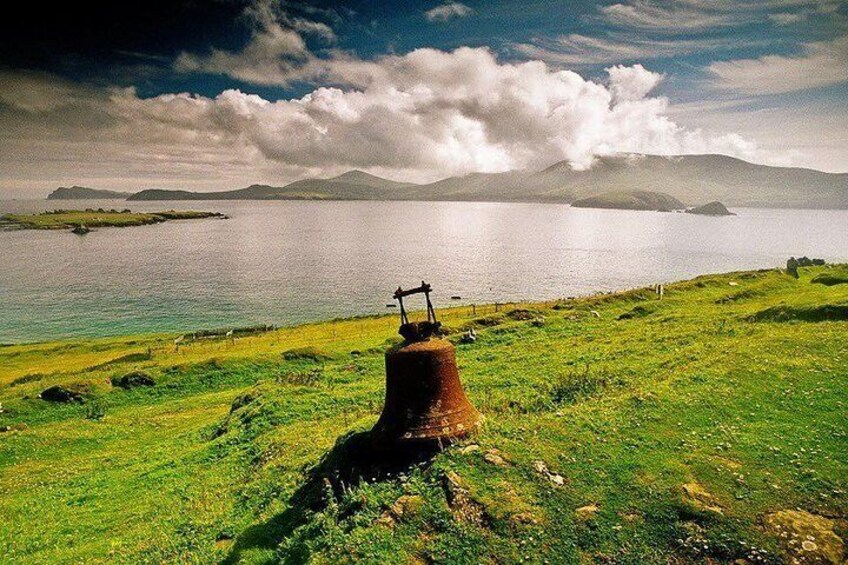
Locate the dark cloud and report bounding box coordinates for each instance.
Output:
[0,1,248,70]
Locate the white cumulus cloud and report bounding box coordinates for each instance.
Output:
[607,64,664,102]
[0,48,794,196]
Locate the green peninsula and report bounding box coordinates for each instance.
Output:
[0,209,225,231]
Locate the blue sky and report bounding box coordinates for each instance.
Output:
[111,1,848,101]
[0,0,846,197]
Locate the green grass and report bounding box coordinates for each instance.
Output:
[0,209,224,230]
[0,266,846,564]
[812,266,848,287]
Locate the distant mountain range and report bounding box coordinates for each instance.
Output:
[47,154,848,209]
[47,186,133,200]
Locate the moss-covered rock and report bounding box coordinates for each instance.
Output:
[111,371,155,389]
[40,385,86,403]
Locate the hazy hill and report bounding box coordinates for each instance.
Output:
[329,170,416,190]
[128,185,281,201]
[401,170,534,201]
[128,173,419,201]
[117,154,848,208]
[47,186,133,200]
[418,154,847,207]
[550,154,848,209]
[570,190,685,211]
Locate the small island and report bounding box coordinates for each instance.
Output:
[685,201,735,216]
[0,209,226,232]
[570,190,685,211]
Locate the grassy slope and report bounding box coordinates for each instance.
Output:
[0,267,846,564]
[1,210,221,230]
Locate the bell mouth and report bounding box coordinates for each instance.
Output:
[372,409,483,444]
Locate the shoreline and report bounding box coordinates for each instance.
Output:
[0,266,785,348]
[0,265,796,370]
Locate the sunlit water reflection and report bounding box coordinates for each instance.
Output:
[2,199,846,343]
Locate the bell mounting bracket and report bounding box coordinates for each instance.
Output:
[393,281,440,341]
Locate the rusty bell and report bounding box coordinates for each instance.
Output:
[372,282,481,444]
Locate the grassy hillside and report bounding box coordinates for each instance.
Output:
[1,209,224,230]
[0,267,846,564]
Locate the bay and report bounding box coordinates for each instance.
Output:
[1,199,846,343]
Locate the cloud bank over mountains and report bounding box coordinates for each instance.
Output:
[0,47,783,194]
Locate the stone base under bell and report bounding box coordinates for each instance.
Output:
[372,338,482,445]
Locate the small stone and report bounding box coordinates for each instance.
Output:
[389,495,424,521]
[532,459,565,487]
[442,471,485,525]
[680,482,723,515]
[484,449,506,466]
[575,504,599,521]
[548,473,566,486]
[459,444,480,455]
[510,512,539,526]
[802,540,818,552]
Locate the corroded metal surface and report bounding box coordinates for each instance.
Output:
[373,337,481,443]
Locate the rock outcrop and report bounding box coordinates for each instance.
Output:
[40,385,85,403]
[686,201,735,216]
[112,371,155,389]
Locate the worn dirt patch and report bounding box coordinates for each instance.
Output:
[680,482,723,516]
[763,510,845,564]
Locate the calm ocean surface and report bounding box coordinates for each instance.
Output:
[1,199,847,343]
